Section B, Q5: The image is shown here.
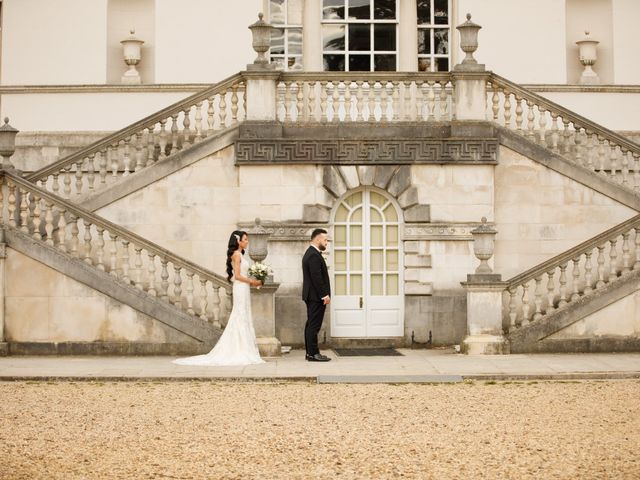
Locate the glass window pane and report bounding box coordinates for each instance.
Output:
[434,0,448,24]
[374,54,396,71]
[434,29,448,54]
[418,57,432,72]
[383,204,397,222]
[324,54,346,71]
[349,24,371,51]
[271,28,285,55]
[374,0,396,19]
[323,25,345,51]
[370,225,383,246]
[349,0,370,19]
[350,250,363,270]
[436,57,449,71]
[386,274,399,295]
[387,225,398,245]
[336,204,349,222]
[349,54,371,71]
[374,24,396,51]
[371,274,383,295]
[270,0,286,24]
[351,207,362,222]
[335,250,347,270]
[350,274,363,295]
[288,28,303,55]
[417,0,431,24]
[288,0,304,24]
[289,56,303,70]
[386,250,398,271]
[323,0,345,19]
[370,207,382,222]
[418,29,431,54]
[350,225,362,246]
[345,191,362,208]
[370,191,386,207]
[271,56,286,69]
[335,225,347,246]
[370,249,383,271]
[335,274,347,295]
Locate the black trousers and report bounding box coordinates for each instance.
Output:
[304,300,326,356]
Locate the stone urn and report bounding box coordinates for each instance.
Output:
[456,13,482,66]
[0,118,18,170]
[470,217,497,274]
[576,31,600,85]
[120,28,144,84]
[248,13,273,66]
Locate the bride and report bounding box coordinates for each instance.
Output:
[173,230,265,366]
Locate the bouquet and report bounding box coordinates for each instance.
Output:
[248,262,273,289]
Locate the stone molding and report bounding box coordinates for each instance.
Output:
[235,138,498,164]
[404,223,490,241]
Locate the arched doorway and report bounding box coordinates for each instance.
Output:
[331,187,404,337]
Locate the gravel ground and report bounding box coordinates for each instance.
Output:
[1,380,639,480]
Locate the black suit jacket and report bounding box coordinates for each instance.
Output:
[302,246,331,302]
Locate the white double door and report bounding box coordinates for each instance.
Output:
[331,188,403,338]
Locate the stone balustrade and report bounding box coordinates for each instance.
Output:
[1,172,232,327]
[503,213,640,332]
[27,73,246,199]
[277,73,455,123]
[488,73,640,191]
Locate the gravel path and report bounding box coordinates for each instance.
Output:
[1,380,639,479]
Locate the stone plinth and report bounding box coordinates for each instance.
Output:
[250,282,281,357]
[243,70,279,121]
[461,274,510,354]
[452,72,488,121]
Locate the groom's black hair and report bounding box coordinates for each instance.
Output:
[311,228,327,240]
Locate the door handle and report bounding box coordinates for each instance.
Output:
[359,297,363,308]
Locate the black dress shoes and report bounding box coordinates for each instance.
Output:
[306,353,331,362]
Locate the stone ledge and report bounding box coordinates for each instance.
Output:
[6,341,210,356]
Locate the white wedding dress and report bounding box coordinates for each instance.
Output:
[173,254,265,366]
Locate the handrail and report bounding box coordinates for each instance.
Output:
[505,213,640,289]
[4,169,231,289]
[488,72,640,154]
[27,72,245,182]
[279,71,454,82]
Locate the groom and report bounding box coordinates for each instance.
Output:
[302,228,331,362]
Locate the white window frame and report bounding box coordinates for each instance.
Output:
[321,0,399,72]
[268,0,303,71]
[417,0,452,72]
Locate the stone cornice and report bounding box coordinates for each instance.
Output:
[0,84,212,94]
[523,84,640,94]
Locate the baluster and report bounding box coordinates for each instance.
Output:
[320,81,328,122]
[533,276,543,320]
[610,144,619,183]
[439,81,449,120]
[561,120,571,155]
[621,149,630,187]
[97,151,108,184]
[514,96,523,132]
[198,279,208,321]
[584,250,594,294]
[108,145,119,177]
[635,227,640,270]
[158,119,168,160]
[503,90,512,128]
[63,168,72,196]
[550,113,559,153]
[211,286,221,328]
[332,82,340,122]
[7,182,16,228]
[121,240,131,283]
[95,227,105,271]
[231,86,239,123]
[391,81,400,121]
[185,272,195,315]
[160,259,169,300]
[595,245,606,288]
[51,174,60,195]
[571,257,581,301]
[538,107,547,146]
[133,132,144,172]
[173,266,183,307]
[146,127,156,167]
[147,253,157,296]
[83,220,92,264]
[416,81,426,121]
[32,192,42,240]
[382,82,392,121]
[338,81,347,122]
[521,282,531,326]
[597,136,606,174]
[491,86,499,121]
[133,247,143,289]
[87,154,96,190]
[74,161,84,196]
[207,96,215,135]
[427,81,436,121]
[284,82,293,122]
[169,114,179,154]
[574,127,583,166]
[19,189,29,233]
[367,82,376,121]
[608,238,618,282]
[586,133,596,171]
[57,208,67,252]
[355,81,365,121]
[526,100,535,140]
[403,81,412,121]
[633,153,640,191]
[545,269,555,314]
[558,263,568,308]
[508,286,518,330]
[307,81,316,121]
[622,231,632,274]
[296,81,304,122]
[194,101,203,143]
[341,81,351,121]
[69,214,79,257]
[182,108,192,149]
[122,137,132,175]
[43,200,54,245]
[109,233,118,276]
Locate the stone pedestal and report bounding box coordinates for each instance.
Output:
[461,274,509,354]
[250,282,281,357]
[243,70,279,121]
[452,72,488,121]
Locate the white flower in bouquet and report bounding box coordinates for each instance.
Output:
[248,262,273,289]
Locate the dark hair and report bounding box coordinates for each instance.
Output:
[226,230,247,281]
[311,228,327,240]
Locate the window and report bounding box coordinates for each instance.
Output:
[417,0,450,72]
[269,0,303,70]
[322,0,398,72]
